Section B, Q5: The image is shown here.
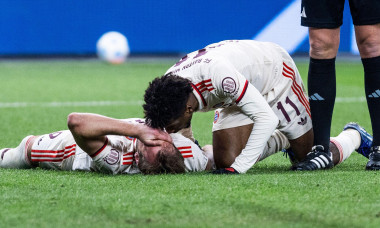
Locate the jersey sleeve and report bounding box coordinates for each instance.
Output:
[170,133,208,172]
[209,60,279,173]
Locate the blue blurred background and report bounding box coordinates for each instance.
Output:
[0,0,356,56]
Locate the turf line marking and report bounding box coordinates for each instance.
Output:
[0,100,143,108]
[0,97,366,109]
[335,97,366,103]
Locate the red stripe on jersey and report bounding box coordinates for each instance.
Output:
[180,150,192,154]
[65,144,76,149]
[283,62,294,74]
[182,155,193,158]
[235,80,249,104]
[199,88,208,93]
[283,65,294,75]
[282,71,311,117]
[283,63,308,106]
[197,82,213,89]
[31,143,76,153]
[283,65,308,105]
[200,87,214,93]
[177,146,191,150]
[64,148,75,154]
[31,149,76,161]
[25,137,34,148]
[282,70,308,108]
[123,152,134,163]
[90,137,109,158]
[195,79,211,87]
[63,151,75,159]
[282,63,311,117]
[290,86,311,117]
[31,158,64,162]
[31,149,65,153]
[191,84,207,106]
[31,154,64,158]
[197,84,214,93]
[122,161,133,165]
[123,152,134,156]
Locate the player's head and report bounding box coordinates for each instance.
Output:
[135,139,185,174]
[143,73,193,132]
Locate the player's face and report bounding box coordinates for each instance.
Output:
[165,113,192,133]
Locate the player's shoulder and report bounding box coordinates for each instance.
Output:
[170,133,208,172]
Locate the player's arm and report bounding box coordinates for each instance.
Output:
[67,112,171,156]
[210,62,278,173]
[202,145,215,170]
[231,83,278,173]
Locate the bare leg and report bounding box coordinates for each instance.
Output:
[212,124,253,168]
[213,124,291,168]
[288,128,314,163]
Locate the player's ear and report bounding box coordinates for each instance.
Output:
[134,152,139,165]
[186,104,195,114]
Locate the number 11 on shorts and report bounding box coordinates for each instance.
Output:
[277,96,300,122]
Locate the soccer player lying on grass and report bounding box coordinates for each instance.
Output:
[0,113,212,174]
[144,39,314,174]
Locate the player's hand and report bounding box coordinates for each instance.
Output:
[137,124,173,146]
[212,167,239,175]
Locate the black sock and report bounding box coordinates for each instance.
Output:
[363,56,380,147]
[308,57,336,152]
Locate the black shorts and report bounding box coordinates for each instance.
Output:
[301,0,380,28]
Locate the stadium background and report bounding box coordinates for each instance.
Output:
[0,0,357,56]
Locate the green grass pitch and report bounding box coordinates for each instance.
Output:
[0,59,379,228]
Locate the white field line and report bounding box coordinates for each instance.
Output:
[0,97,366,109]
[0,100,144,108]
[335,97,366,103]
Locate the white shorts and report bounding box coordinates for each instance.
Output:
[213,56,312,140]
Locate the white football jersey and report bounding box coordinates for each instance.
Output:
[30,118,209,174]
[170,133,208,172]
[165,40,306,173]
[92,118,208,174]
[166,40,287,112]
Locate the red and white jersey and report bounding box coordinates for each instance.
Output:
[166,40,287,112]
[170,133,208,172]
[165,40,308,173]
[30,118,208,174]
[120,119,208,173]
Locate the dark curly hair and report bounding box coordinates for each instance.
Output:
[143,73,193,129]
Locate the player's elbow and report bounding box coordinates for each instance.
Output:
[266,111,279,131]
[67,112,83,134]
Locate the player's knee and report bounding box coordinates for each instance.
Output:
[310,39,338,59]
[67,112,81,131]
[357,36,380,58]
